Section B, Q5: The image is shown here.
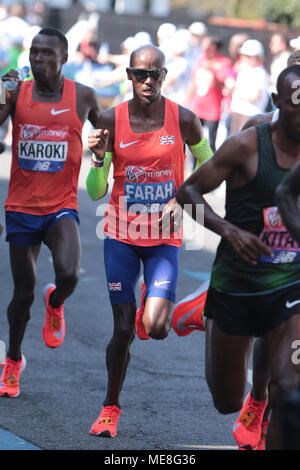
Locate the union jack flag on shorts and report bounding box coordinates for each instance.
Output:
[108,282,122,291]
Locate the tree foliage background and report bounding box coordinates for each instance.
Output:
[259,0,300,28]
[171,0,300,28]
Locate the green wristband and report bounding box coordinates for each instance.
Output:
[189,137,213,170]
[86,151,113,200]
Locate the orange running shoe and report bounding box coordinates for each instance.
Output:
[135,283,150,340]
[171,281,209,336]
[89,405,122,437]
[255,418,269,450]
[42,283,65,348]
[232,391,268,450]
[0,354,26,398]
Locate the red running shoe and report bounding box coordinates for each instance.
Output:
[0,354,26,398]
[171,281,209,336]
[232,391,268,450]
[42,283,65,348]
[135,283,150,340]
[89,405,122,437]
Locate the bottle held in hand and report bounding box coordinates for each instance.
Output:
[4,66,30,91]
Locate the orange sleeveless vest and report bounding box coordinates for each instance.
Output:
[5,78,83,215]
[104,98,185,247]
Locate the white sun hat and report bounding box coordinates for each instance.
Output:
[239,39,264,56]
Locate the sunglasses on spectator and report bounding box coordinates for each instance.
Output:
[128,68,167,82]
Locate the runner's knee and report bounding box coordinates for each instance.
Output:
[146,319,170,340]
[269,374,299,410]
[213,395,243,415]
[114,323,135,344]
[210,386,244,414]
[56,266,79,290]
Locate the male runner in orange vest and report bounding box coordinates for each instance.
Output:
[0,28,101,398]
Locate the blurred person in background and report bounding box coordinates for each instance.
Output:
[0,2,30,77]
[162,29,190,106]
[223,33,249,137]
[0,3,30,53]
[18,26,41,70]
[24,1,44,27]
[289,34,300,51]
[93,36,138,104]
[228,33,250,72]
[186,36,233,152]
[230,39,269,134]
[69,27,105,149]
[87,31,153,107]
[97,31,152,70]
[134,31,153,47]
[186,21,207,71]
[162,29,194,174]
[65,15,95,64]
[0,4,33,147]
[156,22,177,64]
[239,49,300,130]
[269,32,291,95]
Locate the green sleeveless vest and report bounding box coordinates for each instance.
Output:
[210,123,300,295]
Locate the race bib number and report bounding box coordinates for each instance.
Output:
[259,206,300,263]
[124,181,175,213]
[124,165,175,213]
[18,124,69,172]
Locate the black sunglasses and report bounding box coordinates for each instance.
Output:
[128,68,167,82]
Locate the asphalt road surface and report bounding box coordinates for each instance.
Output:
[0,150,251,453]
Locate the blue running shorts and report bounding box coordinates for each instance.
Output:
[6,209,80,247]
[104,237,179,304]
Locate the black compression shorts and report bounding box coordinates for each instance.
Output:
[204,283,300,337]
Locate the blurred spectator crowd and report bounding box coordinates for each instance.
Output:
[1,2,300,156]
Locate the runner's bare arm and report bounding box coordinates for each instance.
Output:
[75,82,102,127]
[176,130,273,265]
[241,111,274,130]
[179,106,213,168]
[86,108,115,200]
[90,108,115,155]
[179,106,204,145]
[275,160,300,244]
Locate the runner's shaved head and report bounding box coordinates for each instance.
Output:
[130,45,165,68]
